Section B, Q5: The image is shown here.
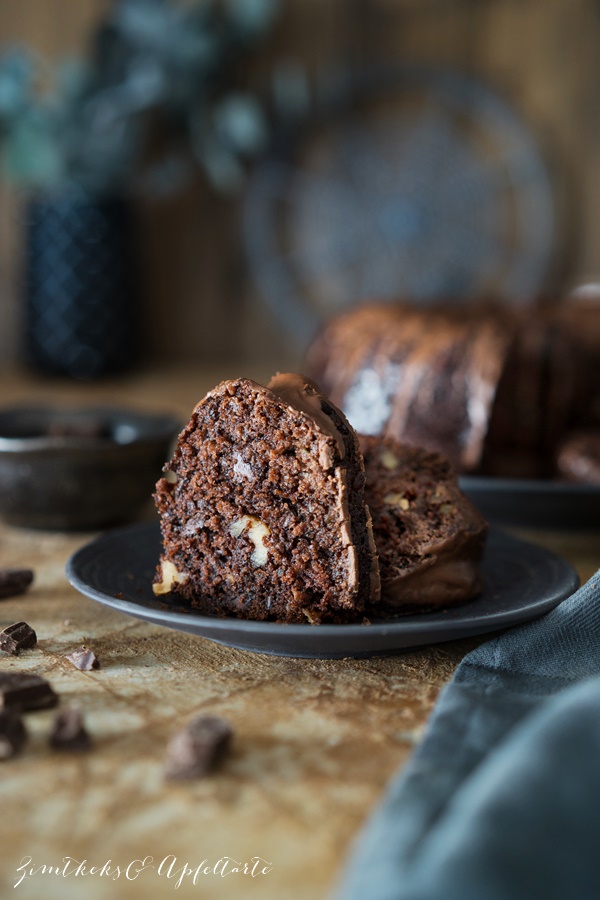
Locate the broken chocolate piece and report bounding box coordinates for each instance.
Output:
[65,645,99,671]
[164,715,232,780]
[0,709,27,760]
[0,622,37,656]
[49,706,91,752]
[0,672,58,711]
[0,569,34,600]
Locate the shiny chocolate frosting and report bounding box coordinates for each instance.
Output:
[267,372,347,458]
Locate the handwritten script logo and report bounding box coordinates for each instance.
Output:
[15,855,273,889]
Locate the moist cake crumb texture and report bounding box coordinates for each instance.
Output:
[154,374,379,623]
[360,435,488,612]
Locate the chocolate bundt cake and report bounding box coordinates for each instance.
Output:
[483,308,586,478]
[153,374,380,623]
[308,303,514,472]
[361,435,487,612]
[308,301,588,478]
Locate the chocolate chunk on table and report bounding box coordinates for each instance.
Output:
[50,707,91,752]
[65,645,100,671]
[0,709,27,760]
[0,569,34,600]
[0,622,37,656]
[0,672,57,711]
[164,715,232,780]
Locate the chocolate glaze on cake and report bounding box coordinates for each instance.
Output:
[483,309,585,478]
[308,303,514,472]
[153,374,380,623]
[360,435,487,611]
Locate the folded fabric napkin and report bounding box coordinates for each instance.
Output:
[336,570,600,900]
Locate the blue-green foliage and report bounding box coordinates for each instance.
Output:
[0,0,279,196]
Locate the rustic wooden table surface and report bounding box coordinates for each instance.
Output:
[0,366,598,900]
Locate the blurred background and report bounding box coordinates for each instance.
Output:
[1,0,600,380]
[1,9,599,893]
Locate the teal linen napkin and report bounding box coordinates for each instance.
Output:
[336,570,600,900]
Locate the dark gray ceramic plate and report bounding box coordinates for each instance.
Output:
[460,476,600,530]
[66,523,579,659]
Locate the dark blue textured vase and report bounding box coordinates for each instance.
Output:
[25,192,137,379]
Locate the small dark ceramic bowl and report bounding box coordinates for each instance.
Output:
[0,406,180,530]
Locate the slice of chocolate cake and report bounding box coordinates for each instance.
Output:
[360,435,487,612]
[153,374,380,623]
